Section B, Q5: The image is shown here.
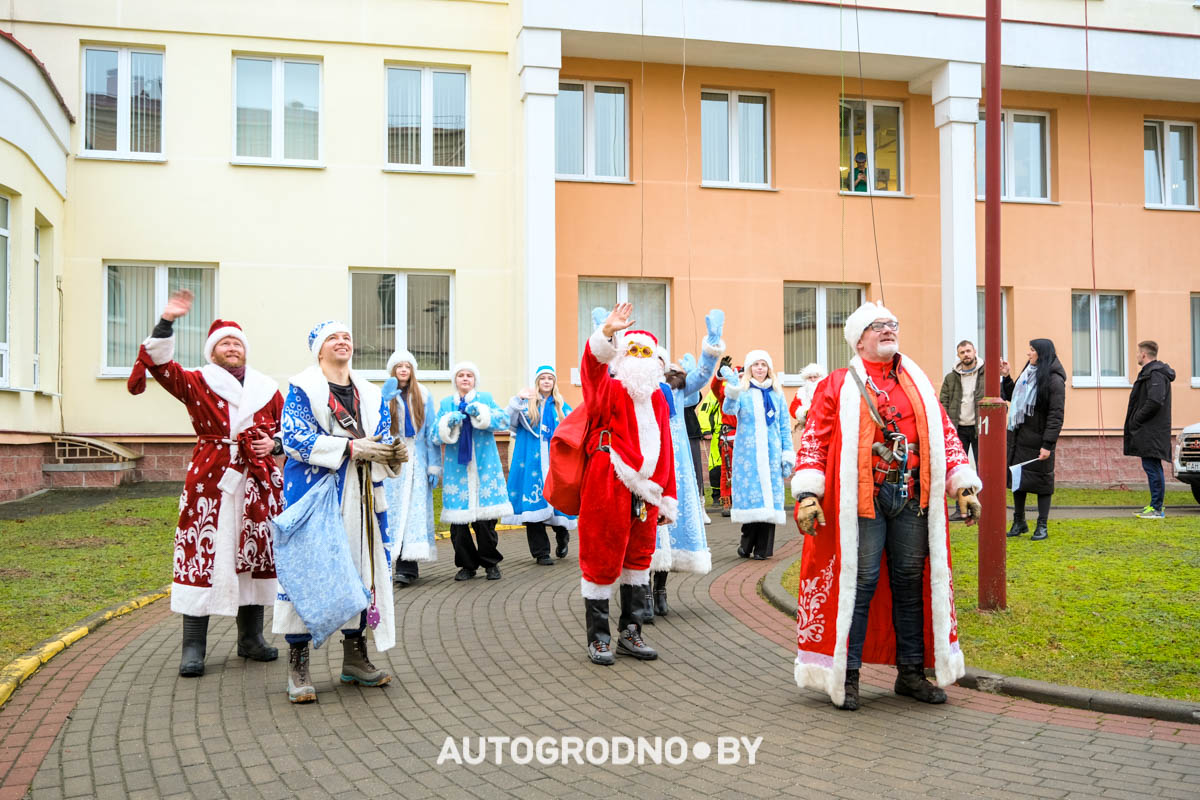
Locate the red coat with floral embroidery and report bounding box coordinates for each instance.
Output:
[141,336,284,617]
[788,354,980,707]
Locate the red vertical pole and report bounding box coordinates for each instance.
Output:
[978,0,1007,610]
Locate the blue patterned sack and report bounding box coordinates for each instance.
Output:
[271,473,369,648]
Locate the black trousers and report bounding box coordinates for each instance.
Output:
[739,522,776,558]
[956,424,978,463]
[709,466,722,504]
[394,559,419,579]
[450,520,503,571]
[525,522,569,559]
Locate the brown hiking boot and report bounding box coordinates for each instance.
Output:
[340,634,391,687]
[287,643,316,704]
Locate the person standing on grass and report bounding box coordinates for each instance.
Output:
[127,288,283,678]
[382,350,439,587]
[1001,339,1066,541]
[1123,340,1175,520]
[433,362,512,582]
[503,365,577,565]
[940,340,985,521]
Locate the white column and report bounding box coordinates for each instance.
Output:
[517,28,561,382]
[929,61,981,378]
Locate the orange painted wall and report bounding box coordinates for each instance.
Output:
[555,58,1200,439]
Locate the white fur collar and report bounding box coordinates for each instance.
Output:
[749,377,773,389]
[289,364,382,435]
[201,364,279,436]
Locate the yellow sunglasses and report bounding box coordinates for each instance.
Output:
[626,343,655,358]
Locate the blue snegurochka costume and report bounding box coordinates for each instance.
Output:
[503,366,578,530]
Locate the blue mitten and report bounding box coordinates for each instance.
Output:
[719,365,738,386]
[679,353,697,373]
[382,377,400,403]
[591,306,608,330]
[705,309,725,344]
[465,404,482,418]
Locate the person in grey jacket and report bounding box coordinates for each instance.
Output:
[1123,340,1176,519]
[940,340,985,520]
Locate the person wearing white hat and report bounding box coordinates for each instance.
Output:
[503,365,577,565]
[719,348,792,560]
[431,362,513,582]
[790,301,982,712]
[382,349,440,587]
[789,362,827,431]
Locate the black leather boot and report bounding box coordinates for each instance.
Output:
[838,668,861,711]
[653,571,669,617]
[1031,521,1049,541]
[616,584,658,660]
[642,583,655,625]
[179,615,209,677]
[1007,517,1028,537]
[584,598,614,666]
[236,605,278,661]
[737,526,754,558]
[894,663,947,704]
[554,527,569,559]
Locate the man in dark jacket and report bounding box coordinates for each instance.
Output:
[940,341,985,522]
[1124,340,1176,519]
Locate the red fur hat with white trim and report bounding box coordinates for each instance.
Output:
[204,319,248,364]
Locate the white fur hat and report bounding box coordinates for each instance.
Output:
[744,349,774,372]
[307,320,351,359]
[385,349,419,376]
[843,301,898,350]
[799,362,827,381]
[452,361,481,383]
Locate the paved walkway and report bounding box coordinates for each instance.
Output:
[2,519,1198,800]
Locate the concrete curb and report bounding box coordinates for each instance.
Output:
[0,585,171,710]
[758,552,1200,726]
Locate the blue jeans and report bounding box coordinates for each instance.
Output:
[1141,458,1165,512]
[847,480,928,670]
[285,611,366,646]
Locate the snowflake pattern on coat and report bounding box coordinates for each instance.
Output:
[502,396,577,528]
[724,381,794,525]
[383,386,438,563]
[431,390,514,524]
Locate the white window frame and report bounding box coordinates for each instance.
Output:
[348,270,456,381]
[1071,290,1129,388]
[79,46,166,161]
[839,99,905,196]
[975,287,1008,362]
[231,55,323,168]
[32,226,40,389]
[572,277,671,385]
[0,195,9,387]
[555,79,630,183]
[780,283,864,385]
[976,108,1052,203]
[383,65,471,174]
[99,262,219,377]
[1144,119,1198,211]
[1191,293,1200,388]
[700,88,772,189]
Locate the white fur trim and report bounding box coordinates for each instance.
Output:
[142,336,174,366]
[792,469,826,499]
[386,349,419,376]
[747,386,775,522]
[201,364,279,438]
[204,325,248,364]
[581,578,613,600]
[744,349,773,372]
[799,363,826,381]
[657,495,678,526]
[668,548,712,575]
[619,567,649,586]
[309,321,350,359]
[452,361,481,383]
[620,330,658,352]
[502,508,554,525]
[782,450,796,471]
[399,540,435,563]
[308,435,349,471]
[947,464,982,495]
[468,403,492,430]
[289,365,381,439]
[701,338,726,358]
[438,411,462,445]
[843,301,897,351]
[440,503,514,525]
[731,508,786,525]
[609,449,665,508]
[588,328,618,365]
[649,542,673,572]
[427,465,442,477]
[723,382,744,403]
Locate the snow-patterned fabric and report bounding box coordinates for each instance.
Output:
[502,395,578,529]
[431,390,514,524]
[724,380,793,525]
[384,386,438,563]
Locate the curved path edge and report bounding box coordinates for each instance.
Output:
[761,553,1200,726]
[0,585,171,710]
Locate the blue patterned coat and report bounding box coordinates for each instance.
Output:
[431,390,514,524]
[384,385,438,563]
[723,379,794,525]
[502,396,577,529]
[273,365,397,652]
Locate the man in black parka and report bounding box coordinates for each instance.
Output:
[1124,340,1175,519]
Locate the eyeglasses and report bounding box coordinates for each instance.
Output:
[868,320,900,333]
[626,343,655,359]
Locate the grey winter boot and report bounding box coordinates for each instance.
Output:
[340,634,391,687]
[179,615,209,677]
[236,605,278,661]
[616,584,658,660]
[585,598,614,666]
[287,643,316,704]
[894,663,947,704]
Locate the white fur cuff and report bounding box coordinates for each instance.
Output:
[468,404,492,430]
[427,465,442,477]
[782,451,796,471]
[947,464,983,495]
[657,495,679,526]
[620,568,650,586]
[581,578,614,600]
[723,384,744,403]
[589,327,618,365]
[792,468,826,499]
[438,412,461,445]
[142,336,174,366]
[702,338,726,358]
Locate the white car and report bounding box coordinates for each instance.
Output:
[1173,422,1200,504]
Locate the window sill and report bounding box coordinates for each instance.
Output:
[838,190,912,199]
[1192,378,1200,388]
[1071,377,1131,389]
[1144,204,1200,213]
[77,152,166,163]
[99,370,133,379]
[556,176,635,185]
[230,159,325,170]
[700,182,778,192]
[0,386,61,397]
[975,197,1060,206]
[382,166,474,176]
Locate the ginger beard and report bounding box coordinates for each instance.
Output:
[614,352,665,402]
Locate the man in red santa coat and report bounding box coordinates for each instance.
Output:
[578,303,677,666]
[130,289,284,677]
[791,301,982,710]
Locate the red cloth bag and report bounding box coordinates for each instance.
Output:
[543,401,592,516]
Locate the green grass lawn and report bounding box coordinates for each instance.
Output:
[1016,487,1195,507]
[780,516,1200,701]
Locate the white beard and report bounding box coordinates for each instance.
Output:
[614,356,664,402]
[876,342,899,359]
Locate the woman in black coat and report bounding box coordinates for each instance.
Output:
[1001,338,1066,541]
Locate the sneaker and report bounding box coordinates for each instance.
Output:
[535,556,554,566]
[485,566,502,580]
[454,568,475,582]
[1135,507,1165,519]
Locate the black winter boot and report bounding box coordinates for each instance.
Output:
[617,584,658,660]
[1031,521,1049,541]
[653,571,669,617]
[584,598,614,666]
[838,668,861,711]
[1007,517,1028,537]
[642,583,655,625]
[554,526,569,559]
[894,663,947,704]
[179,615,209,677]
[236,605,278,661]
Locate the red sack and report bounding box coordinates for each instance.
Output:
[544,402,593,516]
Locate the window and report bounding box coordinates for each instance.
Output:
[975,287,1008,362]
[782,284,863,378]
[1192,294,1200,383]
[1071,291,1127,385]
[0,196,8,386]
[350,271,452,377]
[839,100,903,194]
[556,81,628,181]
[32,226,40,388]
[104,264,216,374]
[701,90,769,187]
[386,67,468,170]
[576,278,669,357]
[1144,120,1196,208]
[976,110,1050,200]
[82,47,163,158]
[234,56,320,164]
